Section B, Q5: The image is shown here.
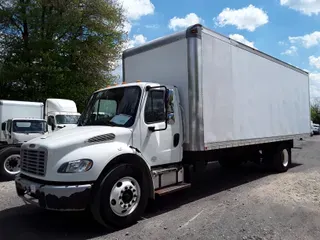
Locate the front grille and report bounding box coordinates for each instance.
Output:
[21,149,47,176]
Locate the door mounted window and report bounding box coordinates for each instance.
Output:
[144,90,166,124]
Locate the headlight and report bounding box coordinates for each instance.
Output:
[58,159,93,173]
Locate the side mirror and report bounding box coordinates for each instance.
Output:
[47,117,52,126]
[1,122,5,131]
[51,124,56,131]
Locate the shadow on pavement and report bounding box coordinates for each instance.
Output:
[0,162,301,240]
[144,162,302,217]
[0,206,107,240]
[0,177,14,183]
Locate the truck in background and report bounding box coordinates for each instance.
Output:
[311,121,319,135]
[45,98,81,132]
[0,98,80,179]
[15,24,310,229]
[310,121,315,136]
[0,100,47,179]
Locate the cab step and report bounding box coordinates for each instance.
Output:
[152,165,184,190]
[155,183,191,196]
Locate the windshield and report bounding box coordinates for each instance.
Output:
[12,120,46,133]
[79,86,141,127]
[56,115,80,124]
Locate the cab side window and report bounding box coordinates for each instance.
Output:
[144,90,166,124]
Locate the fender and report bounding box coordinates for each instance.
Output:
[95,152,155,200]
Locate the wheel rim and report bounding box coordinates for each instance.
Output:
[3,154,21,175]
[281,149,289,167]
[109,176,141,217]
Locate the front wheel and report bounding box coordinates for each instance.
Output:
[0,147,21,180]
[90,164,149,229]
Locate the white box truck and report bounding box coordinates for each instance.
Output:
[0,100,47,179]
[15,24,310,229]
[0,98,80,179]
[45,98,81,133]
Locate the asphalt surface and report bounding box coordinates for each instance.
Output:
[0,136,320,240]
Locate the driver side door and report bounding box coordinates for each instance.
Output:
[140,87,182,166]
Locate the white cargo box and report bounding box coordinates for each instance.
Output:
[122,24,310,152]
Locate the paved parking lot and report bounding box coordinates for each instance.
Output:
[0,137,320,240]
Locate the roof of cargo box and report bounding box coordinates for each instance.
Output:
[95,81,174,93]
[0,100,43,106]
[122,24,308,76]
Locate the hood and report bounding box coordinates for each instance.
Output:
[26,125,132,150]
[12,132,45,143]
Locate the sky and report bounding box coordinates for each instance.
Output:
[115,0,320,102]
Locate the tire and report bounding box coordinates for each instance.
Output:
[90,163,149,229]
[272,147,291,173]
[0,147,21,180]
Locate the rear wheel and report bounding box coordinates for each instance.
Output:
[272,147,291,173]
[90,163,149,229]
[0,147,21,180]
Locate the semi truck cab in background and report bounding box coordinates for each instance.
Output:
[14,24,310,229]
[45,98,81,132]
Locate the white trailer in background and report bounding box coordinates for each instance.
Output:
[45,98,80,132]
[15,24,310,229]
[0,100,47,179]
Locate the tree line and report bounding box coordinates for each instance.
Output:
[0,0,127,111]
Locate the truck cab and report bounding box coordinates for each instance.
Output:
[15,82,183,227]
[45,98,81,132]
[47,111,80,132]
[1,118,48,145]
